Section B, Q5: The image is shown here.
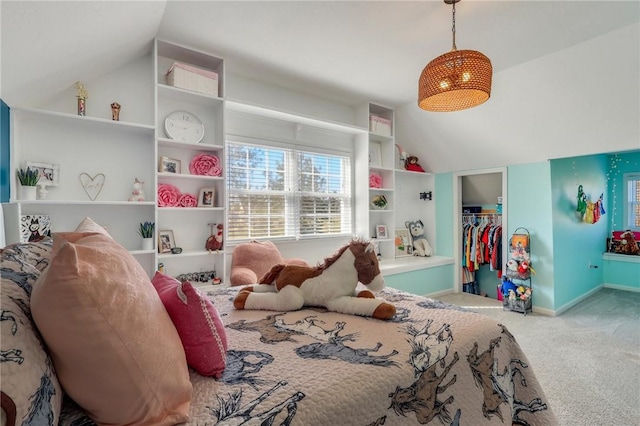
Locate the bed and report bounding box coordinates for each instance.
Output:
[1,234,558,426]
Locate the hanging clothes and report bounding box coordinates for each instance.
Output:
[461,214,502,294]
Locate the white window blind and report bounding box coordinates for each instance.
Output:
[623,173,640,230]
[226,140,352,241]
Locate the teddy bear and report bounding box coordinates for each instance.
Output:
[405,156,425,173]
[405,220,433,257]
[618,230,639,255]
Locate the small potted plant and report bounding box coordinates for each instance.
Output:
[16,167,40,200]
[370,195,388,210]
[137,221,155,250]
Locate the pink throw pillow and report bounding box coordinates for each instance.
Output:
[31,223,192,425]
[152,272,228,377]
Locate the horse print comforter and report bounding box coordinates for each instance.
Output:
[192,286,556,425]
[60,285,557,425]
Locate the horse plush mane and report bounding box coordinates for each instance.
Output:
[233,239,396,320]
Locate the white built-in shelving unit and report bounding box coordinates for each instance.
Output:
[3,39,438,282]
[361,103,436,263]
[154,40,227,282]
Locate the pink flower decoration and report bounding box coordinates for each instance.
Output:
[157,183,181,207]
[369,172,382,188]
[190,154,222,177]
[177,192,198,208]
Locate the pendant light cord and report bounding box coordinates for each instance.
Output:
[451,0,457,51]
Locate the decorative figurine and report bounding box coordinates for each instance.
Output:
[75,82,88,116]
[128,178,146,202]
[111,102,121,121]
[206,223,224,251]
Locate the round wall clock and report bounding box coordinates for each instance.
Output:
[164,110,205,143]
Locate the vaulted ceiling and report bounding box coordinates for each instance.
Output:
[2,1,639,172]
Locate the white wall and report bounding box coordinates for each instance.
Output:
[395,23,640,174]
[226,73,359,127]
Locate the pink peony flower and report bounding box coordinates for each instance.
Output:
[369,172,383,188]
[190,154,222,176]
[177,192,198,207]
[157,183,181,207]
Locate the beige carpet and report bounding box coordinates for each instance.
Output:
[434,288,640,426]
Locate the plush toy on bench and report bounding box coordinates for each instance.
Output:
[233,239,396,320]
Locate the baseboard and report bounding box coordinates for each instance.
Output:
[424,288,455,298]
[554,285,604,316]
[531,305,556,316]
[603,283,640,293]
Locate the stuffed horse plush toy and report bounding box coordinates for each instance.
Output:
[233,239,396,320]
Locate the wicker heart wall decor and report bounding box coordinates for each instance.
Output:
[79,172,105,201]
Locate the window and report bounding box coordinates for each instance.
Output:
[226,139,352,241]
[623,173,640,230]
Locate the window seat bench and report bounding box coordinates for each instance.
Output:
[380,255,455,296]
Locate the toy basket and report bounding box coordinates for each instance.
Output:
[505,227,532,280]
[503,294,532,315]
[502,227,533,315]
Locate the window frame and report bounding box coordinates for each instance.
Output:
[225,136,354,243]
[623,172,640,231]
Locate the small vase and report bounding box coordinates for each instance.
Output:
[142,238,154,251]
[18,186,37,201]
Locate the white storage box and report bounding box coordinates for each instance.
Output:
[166,62,219,97]
[369,115,392,136]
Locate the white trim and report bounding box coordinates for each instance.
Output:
[603,252,640,263]
[554,285,603,316]
[622,172,640,231]
[452,167,508,292]
[604,283,640,292]
[0,204,5,247]
[423,288,455,298]
[379,255,454,276]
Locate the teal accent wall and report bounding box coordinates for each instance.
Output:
[384,264,454,296]
[507,162,555,311]
[477,265,500,298]
[434,172,454,257]
[432,155,638,313]
[606,151,640,231]
[550,155,609,310]
[1,100,9,202]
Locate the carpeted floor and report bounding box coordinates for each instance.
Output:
[434,288,640,426]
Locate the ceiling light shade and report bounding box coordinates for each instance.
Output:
[418,0,492,112]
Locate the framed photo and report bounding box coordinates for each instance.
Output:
[375,224,388,239]
[198,187,215,207]
[158,230,176,254]
[394,229,413,257]
[20,215,51,243]
[25,162,59,187]
[369,142,382,167]
[159,156,181,174]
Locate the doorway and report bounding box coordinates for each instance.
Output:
[452,168,508,294]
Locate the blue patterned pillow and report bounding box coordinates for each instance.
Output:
[0,239,63,426]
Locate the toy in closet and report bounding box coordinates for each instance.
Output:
[461,213,502,295]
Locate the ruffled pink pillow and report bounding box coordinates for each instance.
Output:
[158,184,181,207]
[151,272,228,377]
[369,172,383,188]
[177,193,197,207]
[190,154,222,176]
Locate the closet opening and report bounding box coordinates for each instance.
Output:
[452,168,508,297]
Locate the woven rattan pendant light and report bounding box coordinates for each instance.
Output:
[418,0,492,112]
